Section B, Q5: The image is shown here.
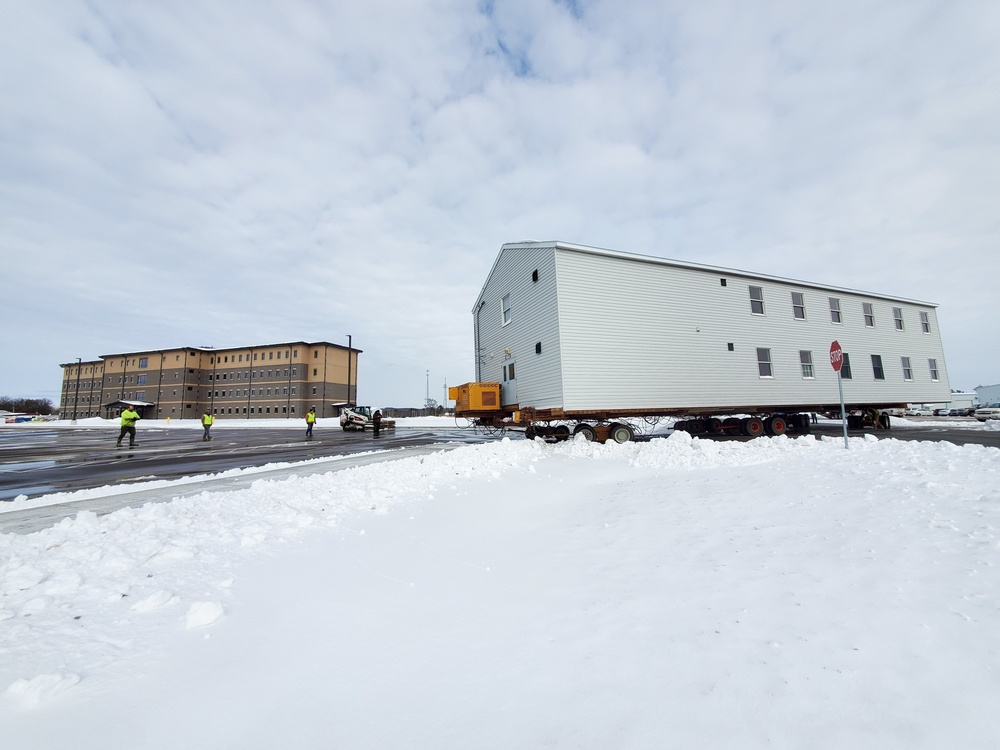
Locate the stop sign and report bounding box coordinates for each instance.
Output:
[830,340,844,372]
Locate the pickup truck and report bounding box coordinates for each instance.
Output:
[974,403,1000,422]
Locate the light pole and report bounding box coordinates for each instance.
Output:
[72,357,82,424]
[346,335,352,406]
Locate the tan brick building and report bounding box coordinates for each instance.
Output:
[59,341,360,420]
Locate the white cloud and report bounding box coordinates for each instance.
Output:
[2,0,998,407]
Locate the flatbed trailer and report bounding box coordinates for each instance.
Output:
[452,382,900,442]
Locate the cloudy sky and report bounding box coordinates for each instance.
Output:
[2,0,998,408]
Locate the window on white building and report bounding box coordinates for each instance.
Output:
[757,348,773,377]
[800,350,814,378]
[791,292,805,320]
[829,298,842,324]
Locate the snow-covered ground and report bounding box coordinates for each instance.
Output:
[2,425,1000,748]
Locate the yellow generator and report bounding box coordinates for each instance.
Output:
[449,382,502,414]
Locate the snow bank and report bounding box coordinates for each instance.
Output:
[1,433,999,748]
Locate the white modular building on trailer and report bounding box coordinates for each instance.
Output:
[470,241,950,423]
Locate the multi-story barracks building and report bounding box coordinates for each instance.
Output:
[59,340,360,421]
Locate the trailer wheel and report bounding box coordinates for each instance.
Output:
[722,417,742,434]
[673,420,688,433]
[687,419,706,434]
[707,417,724,434]
[525,425,537,441]
[553,425,571,440]
[608,423,634,443]
[741,417,765,437]
[574,423,598,441]
[765,415,787,436]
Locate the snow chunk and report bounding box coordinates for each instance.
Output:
[185,601,225,629]
[131,590,177,612]
[3,564,46,591]
[5,671,80,706]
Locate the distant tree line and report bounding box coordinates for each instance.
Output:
[0,396,55,414]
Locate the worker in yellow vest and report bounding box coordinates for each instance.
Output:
[305,407,316,439]
[116,406,140,448]
[202,410,215,441]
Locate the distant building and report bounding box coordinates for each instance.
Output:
[59,341,361,420]
[975,384,1000,405]
[947,392,978,410]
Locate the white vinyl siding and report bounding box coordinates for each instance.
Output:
[475,246,562,408]
[475,242,951,413]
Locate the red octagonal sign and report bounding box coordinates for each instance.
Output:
[830,340,844,372]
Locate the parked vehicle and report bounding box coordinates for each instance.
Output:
[338,404,395,431]
[948,408,971,417]
[974,403,1000,422]
[906,408,933,417]
[933,408,950,416]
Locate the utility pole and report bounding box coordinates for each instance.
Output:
[346,335,352,406]
[72,357,81,424]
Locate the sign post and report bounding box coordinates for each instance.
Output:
[830,340,849,449]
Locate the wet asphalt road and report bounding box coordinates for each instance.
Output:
[1,418,997,503]
[0,425,502,502]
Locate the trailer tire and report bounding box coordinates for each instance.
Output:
[608,423,634,444]
[765,415,788,436]
[722,417,742,434]
[673,420,688,433]
[525,425,537,441]
[574,423,598,441]
[553,425,571,440]
[707,417,724,434]
[741,417,765,437]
